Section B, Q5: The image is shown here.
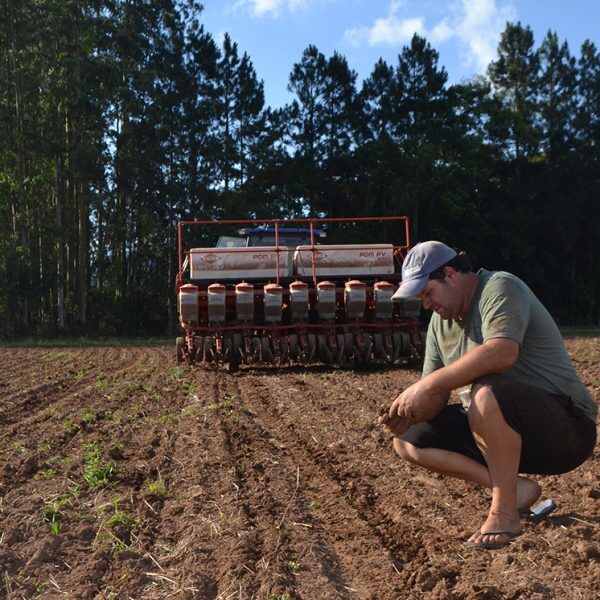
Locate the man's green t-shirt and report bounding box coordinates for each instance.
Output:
[423,269,597,422]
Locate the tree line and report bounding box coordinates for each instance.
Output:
[1,0,599,338]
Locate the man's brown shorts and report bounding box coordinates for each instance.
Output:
[399,374,597,475]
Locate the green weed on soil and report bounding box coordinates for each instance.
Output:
[83,444,117,490]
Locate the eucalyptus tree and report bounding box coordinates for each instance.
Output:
[214,33,242,198]
[288,45,328,167]
[180,17,220,220]
[0,0,112,334]
[1,0,40,333]
[322,51,358,162]
[235,52,266,189]
[286,45,328,216]
[575,41,600,155]
[101,0,199,334]
[394,34,449,151]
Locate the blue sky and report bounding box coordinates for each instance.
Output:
[200,0,600,108]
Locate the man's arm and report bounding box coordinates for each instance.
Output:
[418,337,519,399]
[381,338,519,435]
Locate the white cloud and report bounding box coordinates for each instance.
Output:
[345,4,423,47]
[344,0,517,73]
[370,16,425,45]
[232,0,316,18]
[454,0,517,70]
[430,18,453,44]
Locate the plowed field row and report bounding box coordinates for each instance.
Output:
[0,341,598,599]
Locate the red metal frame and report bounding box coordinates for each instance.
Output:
[176,216,410,289]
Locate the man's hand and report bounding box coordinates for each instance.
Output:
[378,401,411,436]
[378,380,425,435]
[378,379,449,436]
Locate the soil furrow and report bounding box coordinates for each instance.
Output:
[234,373,408,599]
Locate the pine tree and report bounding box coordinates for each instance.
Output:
[393,34,451,240]
[360,58,396,142]
[488,22,540,160]
[538,31,577,160]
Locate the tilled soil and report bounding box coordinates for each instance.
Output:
[0,338,598,599]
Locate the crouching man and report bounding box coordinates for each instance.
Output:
[380,241,597,549]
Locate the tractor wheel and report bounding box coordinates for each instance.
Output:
[400,332,412,357]
[344,332,354,362]
[279,336,289,364]
[372,333,383,359]
[261,337,274,362]
[228,333,242,373]
[317,334,332,363]
[203,337,215,363]
[288,334,299,361]
[194,336,204,362]
[223,335,233,362]
[176,337,185,363]
[392,333,402,362]
[228,353,240,374]
[307,334,317,361]
[336,334,346,366]
[251,337,261,362]
[362,333,374,364]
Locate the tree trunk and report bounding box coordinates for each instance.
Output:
[7,0,30,330]
[55,154,65,329]
[77,180,87,326]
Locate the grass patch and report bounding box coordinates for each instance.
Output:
[39,486,80,535]
[95,498,141,555]
[288,560,301,574]
[81,409,97,425]
[208,394,235,414]
[145,479,167,499]
[83,443,117,490]
[170,366,186,381]
[62,419,79,433]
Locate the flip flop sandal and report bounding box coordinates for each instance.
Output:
[519,498,557,520]
[463,529,521,550]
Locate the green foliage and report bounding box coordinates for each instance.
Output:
[288,561,301,573]
[208,393,235,415]
[0,7,599,334]
[39,486,80,535]
[82,444,117,490]
[81,409,97,425]
[40,496,69,535]
[145,479,167,499]
[95,498,142,555]
[170,366,186,381]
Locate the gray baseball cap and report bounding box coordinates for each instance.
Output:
[391,241,457,301]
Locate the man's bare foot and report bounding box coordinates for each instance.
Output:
[516,476,541,511]
[465,509,522,549]
[464,528,520,549]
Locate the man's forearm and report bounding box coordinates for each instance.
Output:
[421,338,519,398]
[414,392,450,422]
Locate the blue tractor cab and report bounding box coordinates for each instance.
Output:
[216,227,326,248]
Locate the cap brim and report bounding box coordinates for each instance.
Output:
[391,275,428,301]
